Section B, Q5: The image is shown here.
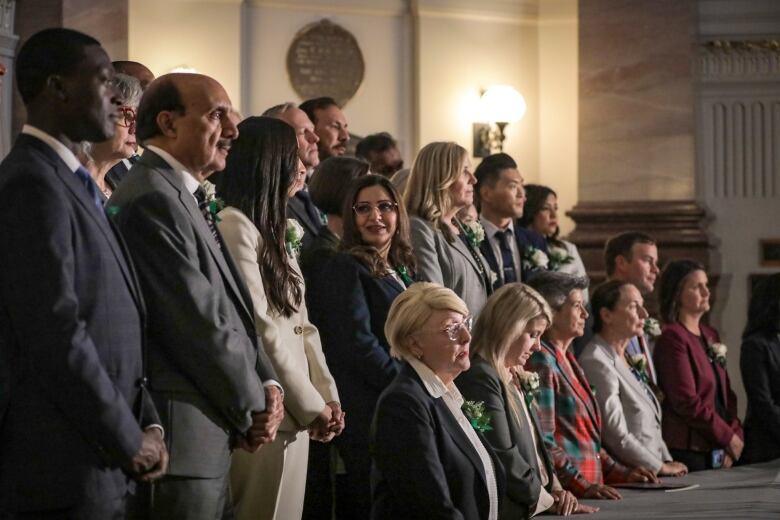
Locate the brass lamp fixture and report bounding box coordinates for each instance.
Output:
[473,85,526,157]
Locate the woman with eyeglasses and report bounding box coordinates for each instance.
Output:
[372,282,502,520]
[306,174,415,517]
[216,117,342,520]
[81,73,142,200]
[405,142,492,317]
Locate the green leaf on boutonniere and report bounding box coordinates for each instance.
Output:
[396,265,414,287]
[105,205,120,218]
[462,400,493,433]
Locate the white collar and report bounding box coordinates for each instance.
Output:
[480,216,514,238]
[407,356,462,403]
[145,145,201,195]
[21,125,81,172]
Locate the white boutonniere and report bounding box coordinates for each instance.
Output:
[462,400,493,433]
[285,219,304,257]
[200,180,224,221]
[643,318,662,337]
[708,342,728,367]
[626,353,650,384]
[522,246,549,271]
[462,219,486,249]
[547,246,575,272]
[516,370,541,407]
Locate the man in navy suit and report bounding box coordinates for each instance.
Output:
[0,28,167,519]
[475,153,548,286]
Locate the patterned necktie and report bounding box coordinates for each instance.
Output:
[74,165,106,216]
[494,229,518,283]
[194,186,221,248]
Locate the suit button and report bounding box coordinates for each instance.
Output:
[294,326,303,335]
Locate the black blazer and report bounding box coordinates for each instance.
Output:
[0,134,156,512]
[479,226,548,285]
[740,331,780,463]
[305,252,403,447]
[108,150,277,478]
[287,191,321,250]
[457,357,554,520]
[371,363,505,520]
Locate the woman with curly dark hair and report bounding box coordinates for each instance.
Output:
[740,273,780,463]
[307,174,416,517]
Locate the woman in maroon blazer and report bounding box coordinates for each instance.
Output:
[654,260,744,471]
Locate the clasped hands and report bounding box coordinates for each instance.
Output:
[308,401,345,443]
[126,427,168,482]
[237,385,285,453]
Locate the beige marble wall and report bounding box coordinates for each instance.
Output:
[578,0,696,201]
[63,0,128,61]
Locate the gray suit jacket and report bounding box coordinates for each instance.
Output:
[108,150,277,478]
[409,216,488,316]
[579,335,671,471]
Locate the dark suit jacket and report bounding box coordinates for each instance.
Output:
[0,134,155,512]
[287,191,321,251]
[479,226,548,285]
[108,150,277,478]
[371,363,505,520]
[740,331,780,463]
[299,224,339,281]
[306,252,403,449]
[654,322,743,453]
[457,357,554,519]
[105,160,129,191]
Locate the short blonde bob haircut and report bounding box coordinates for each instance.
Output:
[385,282,469,361]
[403,142,468,225]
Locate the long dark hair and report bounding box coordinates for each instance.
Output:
[518,184,564,246]
[743,273,780,338]
[340,175,416,277]
[658,259,704,324]
[217,116,302,317]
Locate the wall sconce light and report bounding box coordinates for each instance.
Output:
[169,65,198,74]
[473,85,526,158]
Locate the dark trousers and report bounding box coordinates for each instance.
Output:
[335,442,372,519]
[128,474,234,520]
[302,442,335,520]
[4,496,125,520]
[669,448,718,472]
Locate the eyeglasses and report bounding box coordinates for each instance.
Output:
[417,316,473,342]
[116,106,136,133]
[352,201,398,216]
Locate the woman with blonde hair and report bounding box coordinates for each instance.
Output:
[405,142,492,316]
[371,282,502,519]
[457,284,597,518]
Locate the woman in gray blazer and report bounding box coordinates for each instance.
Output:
[579,281,687,477]
[404,142,492,316]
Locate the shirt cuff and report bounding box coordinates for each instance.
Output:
[263,380,284,400]
[144,424,165,439]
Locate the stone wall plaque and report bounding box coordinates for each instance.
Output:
[286,19,364,107]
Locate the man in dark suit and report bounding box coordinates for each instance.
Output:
[474,153,548,286]
[108,73,284,518]
[0,28,167,519]
[264,102,324,249]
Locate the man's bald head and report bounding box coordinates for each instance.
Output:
[113,60,155,89]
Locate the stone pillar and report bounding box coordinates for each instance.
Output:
[569,0,711,292]
[0,0,18,159]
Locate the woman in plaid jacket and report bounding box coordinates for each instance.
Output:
[525,272,658,499]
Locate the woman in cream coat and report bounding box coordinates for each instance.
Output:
[217,117,342,519]
[579,280,686,477]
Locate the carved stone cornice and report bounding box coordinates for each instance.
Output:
[698,39,780,81]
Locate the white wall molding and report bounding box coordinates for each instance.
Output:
[247,0,407,17]
[698,41,780,83]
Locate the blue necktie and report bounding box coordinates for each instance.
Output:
[74,165,106,217]
[495,229,518,283]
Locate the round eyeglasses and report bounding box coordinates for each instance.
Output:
[417,316,473,342]
[116,106,136,133]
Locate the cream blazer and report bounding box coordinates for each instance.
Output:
[218,207,339,432]
[579,335,671,472]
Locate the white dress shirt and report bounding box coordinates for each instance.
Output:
[480,217,522,282]
[408,357,499,520]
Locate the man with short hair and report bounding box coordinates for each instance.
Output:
[474,152,548,287]
[0,28,166,519]
[265,102,323,249]
[108,73,284,518]
[355,131,403,177]
[574,232,660,382]
[299,96,349,160]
